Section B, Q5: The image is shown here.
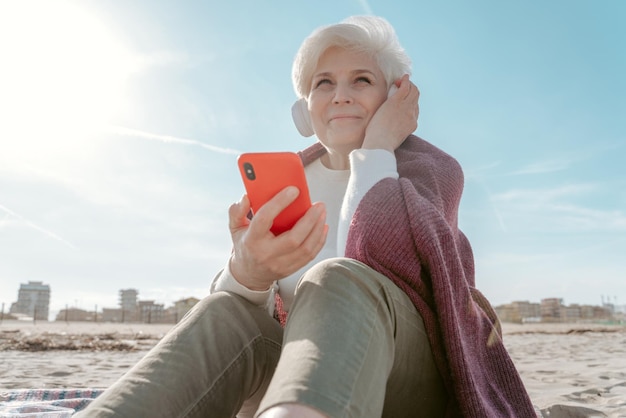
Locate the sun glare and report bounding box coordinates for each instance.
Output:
[0,1,137,165]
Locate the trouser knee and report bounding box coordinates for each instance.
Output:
[295,257,387,300]
[184,292,283,346]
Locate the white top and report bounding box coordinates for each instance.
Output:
[210,148,399,312]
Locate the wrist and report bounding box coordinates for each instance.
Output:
[361,136,394,153]
[228,256,271,291]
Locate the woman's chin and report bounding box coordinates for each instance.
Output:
[323,130,365,149]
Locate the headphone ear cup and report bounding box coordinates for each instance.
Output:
[291,98,315,137]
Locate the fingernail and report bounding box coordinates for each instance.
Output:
[314,203,325,216]
[286,186,299,198]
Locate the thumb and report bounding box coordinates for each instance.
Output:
[228,194,251,231]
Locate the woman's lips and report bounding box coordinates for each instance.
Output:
[329,114,359,121]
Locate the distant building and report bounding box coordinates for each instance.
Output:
[101,308,123,322]
[579,305,596,319]
[9,281,51,320]
[495,297,618,324]
[119,289,138,322]
[173,297,200,323]
[494,301,541,323]
[138,300,164,323]
[540,298,563,322]
[593,305,613,320]
[560,304,580,322]
[55,307,94,322]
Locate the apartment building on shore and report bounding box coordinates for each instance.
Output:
[495,297,617,323]
[8,281,51,321]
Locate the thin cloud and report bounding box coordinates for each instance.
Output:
[0,202,77,250]
[0,212,9,229]
[492,183,595,203]
[491,183,625,232]
[465,161,502,177]
[481,251,555,266]
[507,158,574,175]
[508,139,624,177]
[549,204,626,231]
[108,125,242,155]
[483,235,626,271]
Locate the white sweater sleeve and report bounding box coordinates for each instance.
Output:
[210,262,277,311]
[337,148,399,256]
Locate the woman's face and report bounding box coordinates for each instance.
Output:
[307,46,388,157]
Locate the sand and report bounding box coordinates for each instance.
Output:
[1,320,625,417]
[0,321,173,390]
[503,323,626,417]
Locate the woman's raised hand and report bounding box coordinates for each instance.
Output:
[362,74,420,152]
[227,186,328,291]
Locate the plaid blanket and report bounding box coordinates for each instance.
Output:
[0,389,103,414]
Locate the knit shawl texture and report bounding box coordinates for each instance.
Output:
[297,136,536,417]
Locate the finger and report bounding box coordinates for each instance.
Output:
[248,186,300,237]
[228,194,251,231]
[298,214,328,265]
[273,209,328,276]
[405,81,419,101]
[273,202,325,250]
[405,82,420,116]
[399,74,412,98]
[301,208,329,256]
[289,202,325,234]
[389,75,409,100]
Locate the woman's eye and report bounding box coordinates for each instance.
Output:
[355,76,372,84]
[315,79,332,88]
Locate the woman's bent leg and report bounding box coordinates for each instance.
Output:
[75,292,283,418]
[256,257,446,418]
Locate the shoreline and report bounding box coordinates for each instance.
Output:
[2,319,623,341]
[1,320,624,352]
[0,321,174,352]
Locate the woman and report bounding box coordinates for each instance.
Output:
[77,16,535,418]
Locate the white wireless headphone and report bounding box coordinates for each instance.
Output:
[291,85,398,138]
[291,98,314,137]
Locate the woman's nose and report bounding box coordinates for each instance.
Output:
[332,85,353,104]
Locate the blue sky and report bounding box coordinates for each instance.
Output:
[1,0,624,320]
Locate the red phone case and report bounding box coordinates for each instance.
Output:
[237,152,312,235]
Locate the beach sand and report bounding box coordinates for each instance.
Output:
[0,321,173,390]
[1,320,625,417]
[503,323,626,417]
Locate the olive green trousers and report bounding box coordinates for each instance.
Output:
[75,258,445,418]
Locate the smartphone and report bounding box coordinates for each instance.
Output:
[237,152,312,235]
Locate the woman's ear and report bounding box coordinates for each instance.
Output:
[291,98,314,137]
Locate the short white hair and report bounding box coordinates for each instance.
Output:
[292,15,412,99]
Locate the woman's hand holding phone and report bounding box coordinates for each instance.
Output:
[229,151,328,289]
[228,177,328,291]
